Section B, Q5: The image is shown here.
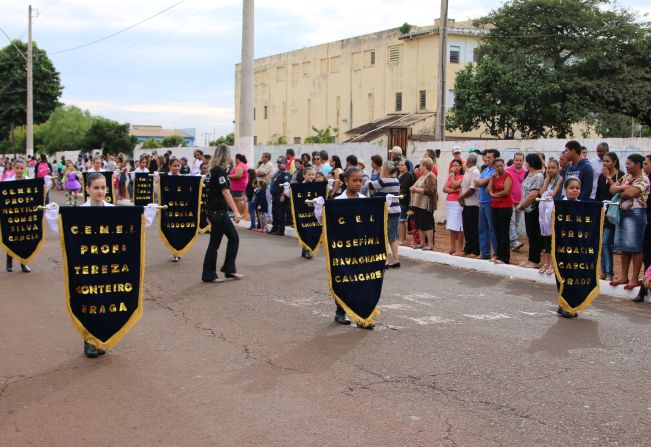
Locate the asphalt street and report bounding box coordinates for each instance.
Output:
[1,210,650,446]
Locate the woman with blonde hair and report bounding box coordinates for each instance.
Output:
[409,157,438,250]
[202,144,244,283]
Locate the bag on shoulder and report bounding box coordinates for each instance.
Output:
[36,162,50,178]
[606,193,621,225]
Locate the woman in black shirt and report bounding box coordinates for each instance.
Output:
[201,144,243,282]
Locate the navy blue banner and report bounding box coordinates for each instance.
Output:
[198,175,210,234]
[0,178,46,263]
[58,206,145,350]
[158,175,202,256]
[82,171,115,204]
[322,197,388,325]
[133,173,154,206]
[552,200,604,312]
[290,181,328,254]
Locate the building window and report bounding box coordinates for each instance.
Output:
[253,136,257,145]
[254,70,267,85]
[302,61,312,78]
[294,137,301,144]
[449,45,461,63]
[472,48,480,63]
[419,90,426,110]
[292,63,300,80]
[253,107,256,120]
[264,105,268,119]
[388,44,402,63]
[330,56,341,73]
[276,66,285,82]
[395,92,402,112]
[352,52,362,70]
[446,89,455,108]
[364,50,376,67]
[320,58,329,75]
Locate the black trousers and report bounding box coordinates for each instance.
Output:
[462,205,480,255]
[202,210,239,280]
[524,208,542,264]
[492,207,513,264]
[271,198,286,233]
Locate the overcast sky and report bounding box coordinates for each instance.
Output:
[2,0,649,145]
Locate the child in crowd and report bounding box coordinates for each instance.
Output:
[284,166,318,259]
[167,158,183,261]
[3,159,32,273]
[64,161,82,206]
[538,159,563,275]
[556,176,582,319]
[245,169,257,230]
[253,179,268,231]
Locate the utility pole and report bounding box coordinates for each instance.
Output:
[435,0,449,142]
[26,5,34,157]
[238,0,254,162]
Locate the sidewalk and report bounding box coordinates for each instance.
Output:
[235,220,648,302]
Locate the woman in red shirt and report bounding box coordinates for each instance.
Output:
[488,159,513,264]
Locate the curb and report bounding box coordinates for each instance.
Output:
[235,220,648,301]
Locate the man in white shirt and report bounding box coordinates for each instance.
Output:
[589,142,608,199]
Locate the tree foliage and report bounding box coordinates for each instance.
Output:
[161,134,188,147]
[304,126,337,144]
[447,0,651,138]
[35,105,93,154]
[0,40,62,139]
[209,132,235,146]
[140,138,163,149]
[83,117,136,155]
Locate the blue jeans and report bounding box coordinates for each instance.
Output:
[601,225,615,277]
[247,199,256,229]
[479,202,497,258]
[509,207,524,245]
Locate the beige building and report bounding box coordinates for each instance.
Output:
[234,20,487,148]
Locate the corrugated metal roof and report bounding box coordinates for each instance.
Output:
[342,113,435,143]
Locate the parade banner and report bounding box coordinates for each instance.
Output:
[133,173,154,206]
[82,171,115,204]
[290,181,328,254]
[198,175,211,234]
[58,206,145,350]
[322,197,388,326]
[158,175,202,256]
[552,200,604,313]
[0,178,46,263]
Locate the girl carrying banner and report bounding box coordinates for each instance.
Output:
[45,172,158,358]
[2,159,37,273]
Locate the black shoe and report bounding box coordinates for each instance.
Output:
[84,342,99,358]
[559,309,577,319]
[388,262,400,269]
[304,251,313,259]
[556,306,563,315]
[334,312,351,325]
[202,276,224,283]
[632,289,645,303]
[20,264,31,273]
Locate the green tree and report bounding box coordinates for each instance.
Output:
[83,117,136,155]
[161,134,188,147]
[34,105,93,154]
[209,132,235,146]
[0,40,62,140]
[449,0,651,137]
[304,126,337,143]
[141,138,163,149]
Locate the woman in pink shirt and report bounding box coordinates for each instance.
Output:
[228,153,249,218]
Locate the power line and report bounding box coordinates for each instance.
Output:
[49,0,186,55]
[0,26,26,59]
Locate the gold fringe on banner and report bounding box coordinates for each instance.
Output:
[552,206,604,314]
[157,179,203,256]
[0,183,46,264]
[58,214,145,351]
[320,200,388,327]
[289,191,322,256]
